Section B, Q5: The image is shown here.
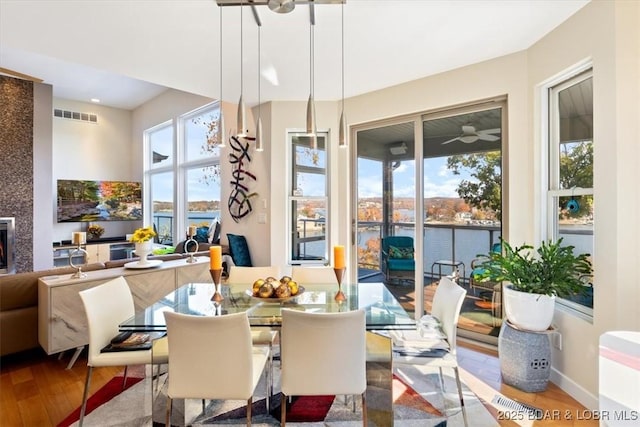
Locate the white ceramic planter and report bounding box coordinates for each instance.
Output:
[134,241,153,266]
[503,284,556,332]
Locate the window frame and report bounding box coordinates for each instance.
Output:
[544,66,594,320]
[143,101,222,245]
[287,130,330,265]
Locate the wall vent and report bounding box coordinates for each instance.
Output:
[53,109,98,123]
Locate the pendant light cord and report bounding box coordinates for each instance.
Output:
[240,2,244,100]
[341,2,344,112]
[258,24,261,119]
[310,20,314,101]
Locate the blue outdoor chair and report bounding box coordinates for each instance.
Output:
[469,242,502,294]
[381,236,415,284]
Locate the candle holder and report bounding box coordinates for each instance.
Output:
[184,237,199,263]
[333,267,346,302]
[69,245,88,279]
[210,268,224,302]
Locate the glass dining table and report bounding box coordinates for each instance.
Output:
[119,281,417,426]
[119,281,417,332]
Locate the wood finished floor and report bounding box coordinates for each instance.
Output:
[1,342,597,427]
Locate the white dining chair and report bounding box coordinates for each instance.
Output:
[394,276,469,426]
[290,265,338,285]
[280,309,367,426]
[225,264,280,410]
[163,311,269,426]
[78,276,168,426]
[227,265,282,283]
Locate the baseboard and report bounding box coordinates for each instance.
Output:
[550,367,599,411]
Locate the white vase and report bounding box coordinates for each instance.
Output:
[503,284,556,332]
[134,241,153,265]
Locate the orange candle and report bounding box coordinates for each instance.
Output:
[334,245,345,270]
[72,232,86,245]
[209,246,222,270]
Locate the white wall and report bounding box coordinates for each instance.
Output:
[51,99,136,243]
[528,0,640,409]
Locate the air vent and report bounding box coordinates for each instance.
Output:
[492,395,543,419]
[53,109,98,123]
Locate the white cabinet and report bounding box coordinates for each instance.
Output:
[38,257,209,355]
[84,243,113,263]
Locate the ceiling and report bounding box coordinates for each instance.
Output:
[0,0,590,111]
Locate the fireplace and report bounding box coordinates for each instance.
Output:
[0,217,16,275]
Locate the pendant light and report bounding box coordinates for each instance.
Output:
[306,15,317,150]
[218,6,226,148]
[236,2,247,138]
[338,2,347,148]
[255,22,263,151]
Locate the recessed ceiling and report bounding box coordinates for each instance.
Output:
[0,0,590,110]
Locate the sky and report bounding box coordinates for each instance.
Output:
[357,157,474,199]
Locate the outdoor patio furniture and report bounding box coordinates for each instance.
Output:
[381,236,415,284]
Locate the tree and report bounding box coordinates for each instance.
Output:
[559,141,592,188]
[447,151,502,220]
[559,141,593,218]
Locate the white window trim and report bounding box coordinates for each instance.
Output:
[287,129,330,265]
[539,61,594,320]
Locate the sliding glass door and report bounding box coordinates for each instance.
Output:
[354,99,505,343]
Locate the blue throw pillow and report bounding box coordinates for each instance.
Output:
[227,233,252,267]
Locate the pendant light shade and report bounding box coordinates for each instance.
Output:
[339,110,347,147]
[237,94,247,137]
[256,117,263,151]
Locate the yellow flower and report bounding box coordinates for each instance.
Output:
[130,226,156,243]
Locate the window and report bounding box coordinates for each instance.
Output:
[144,102,222,245]
[288,132,329,264]
[547,69,594,316]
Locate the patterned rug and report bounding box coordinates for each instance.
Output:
[68,362,498,426]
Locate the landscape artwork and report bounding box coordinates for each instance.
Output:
[57,179,143,222]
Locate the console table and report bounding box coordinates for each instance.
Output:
[38,257,210,368]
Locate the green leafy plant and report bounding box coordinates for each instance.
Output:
[475,237,592,297]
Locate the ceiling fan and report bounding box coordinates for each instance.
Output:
[441,125,501,144]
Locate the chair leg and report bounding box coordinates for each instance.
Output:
[361,392,367,426]
[281,393,287,426]
[165,396,172,427]
[246,397,252,427]
[79,366,93,427]
[121,365,129,389]
[266,342,273,412]
[453,367,469,427]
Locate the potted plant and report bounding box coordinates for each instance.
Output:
[87,224,104,240]
[475,237,592,331]
[129,226,157,265]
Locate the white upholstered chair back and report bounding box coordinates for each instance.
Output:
[79,276,138,365]
[280,308,367,425]
[431,276,467,353]
[163,311,268,424]
[227,265,282,283]
[290,266,338,285]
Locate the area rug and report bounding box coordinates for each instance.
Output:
[58,365,145,427]
[69,362,498,426]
